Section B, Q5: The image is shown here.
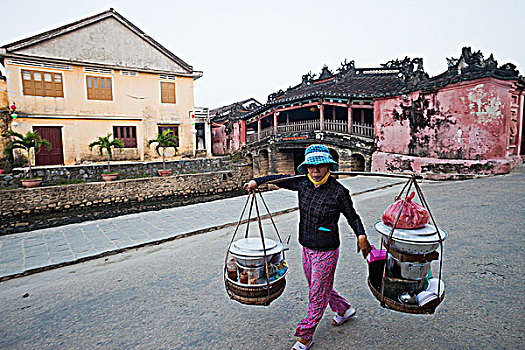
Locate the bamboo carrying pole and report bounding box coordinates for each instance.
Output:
[232,171,444,311]
[265,172,423,185]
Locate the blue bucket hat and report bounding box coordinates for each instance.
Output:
[297,144,338,174]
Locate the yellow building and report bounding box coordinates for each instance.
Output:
[0,8,202,166]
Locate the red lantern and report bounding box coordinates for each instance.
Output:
[10,103,16,111]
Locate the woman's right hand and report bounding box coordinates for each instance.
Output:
[245,180,258,192]
[357,235,372,259]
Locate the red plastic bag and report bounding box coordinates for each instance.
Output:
[382,192,429,229]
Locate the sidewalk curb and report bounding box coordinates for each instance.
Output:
[0,181,404,282]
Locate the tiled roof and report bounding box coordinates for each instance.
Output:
[210,98,262,123]
[277,72,403,100]
[1,8,196,74]
[242,48,523,119]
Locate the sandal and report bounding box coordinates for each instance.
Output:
[332,307,356,326]
[292,340,314,349]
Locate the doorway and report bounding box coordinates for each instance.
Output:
[292,149,305,174]
[33,126,64,165]
[350,153,365,171]
[195,122,206,150]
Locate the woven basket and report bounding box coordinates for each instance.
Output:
[224,190,289,306]
[225,276,286,306]
[368,259,443,314]
[368,277,443,314]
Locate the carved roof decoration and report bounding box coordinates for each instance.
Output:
[432,47,521,82]
[242,47,523,120]
[210,98,262,123]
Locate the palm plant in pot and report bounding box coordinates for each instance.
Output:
[2,130,51,188]
[89,133,124,181]
[147,130,178,177]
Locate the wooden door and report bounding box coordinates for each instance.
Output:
[34,126,64,165]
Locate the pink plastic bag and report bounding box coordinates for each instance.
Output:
[367,245,386,263]
[382,191,429,229]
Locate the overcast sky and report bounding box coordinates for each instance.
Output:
[1,0,522,109]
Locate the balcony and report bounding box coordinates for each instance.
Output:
[246,120,373,144]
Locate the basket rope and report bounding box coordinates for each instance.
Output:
[379,174,445,308]
[224,189,284,306]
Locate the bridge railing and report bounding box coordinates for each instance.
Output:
[248,120,373,143]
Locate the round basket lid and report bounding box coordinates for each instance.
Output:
[374,221,448,244]
[230,237,283,257]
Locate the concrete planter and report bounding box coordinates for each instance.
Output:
[157,169,172,177]
[101,173,118,182]
[21,178,42,188]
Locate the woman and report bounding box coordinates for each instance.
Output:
[245,144,371,350]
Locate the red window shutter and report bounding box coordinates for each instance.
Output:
[21,70,63,97]
[161,82,168,103]
[22,70,35,96]
[87,76,93,99]
[168,83,176,103]
[33,72,44,96]
[161,82,175,104]
[54,74,64,97]
[87,76,112,100]
[44,73,54,97]
[106,78,113,100]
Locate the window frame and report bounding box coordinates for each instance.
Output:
[86,75,113,101]
[21,69,64,98]
[160,81,176,104]
[158,125,179,147]
[113,126,137,148]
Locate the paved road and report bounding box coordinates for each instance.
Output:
[0,167,523,349]
[0,176,403,281]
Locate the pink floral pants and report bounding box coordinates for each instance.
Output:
[294,246,351,340]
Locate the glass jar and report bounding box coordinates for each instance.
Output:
[227,258,238,281]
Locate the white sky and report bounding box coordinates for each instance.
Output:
[1,0,522,108]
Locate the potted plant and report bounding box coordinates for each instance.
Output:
[2,130,51,188]
[89,133,124,181]
[147,130,178,177]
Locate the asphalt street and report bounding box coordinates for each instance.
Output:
[0,176,402,281]
[0,167,523,349]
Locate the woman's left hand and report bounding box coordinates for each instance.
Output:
[357,235,372,259]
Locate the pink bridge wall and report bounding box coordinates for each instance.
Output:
[371,77,525,176]
[374,77,516,161]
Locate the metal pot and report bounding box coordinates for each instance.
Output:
[229,238,284,268]
[233,253,282,268]
[375,221,448,255]
[387,253,431,281]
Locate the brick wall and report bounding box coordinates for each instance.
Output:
[0,163,252,234]
[0,156,236,188]
[274,149,295,174]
